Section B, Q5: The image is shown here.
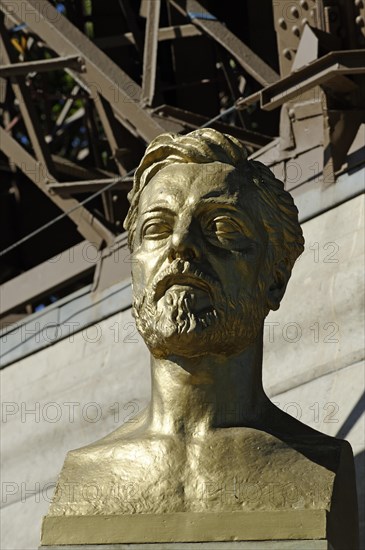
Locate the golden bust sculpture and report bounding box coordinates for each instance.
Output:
[44,129,358,548]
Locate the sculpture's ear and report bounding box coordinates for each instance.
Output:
[267,259,291,311]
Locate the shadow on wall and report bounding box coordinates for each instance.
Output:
[336,390,365,549]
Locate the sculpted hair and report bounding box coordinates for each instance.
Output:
[123,128,304,271]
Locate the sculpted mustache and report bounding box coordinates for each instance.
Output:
[151,260,220,299]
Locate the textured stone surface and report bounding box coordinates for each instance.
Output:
[1,492,49,550]
[263,194,364,395]
[1,307,150,550]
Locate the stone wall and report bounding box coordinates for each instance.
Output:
[1,194,364,549]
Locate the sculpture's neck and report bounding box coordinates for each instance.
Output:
[147,334,270,437]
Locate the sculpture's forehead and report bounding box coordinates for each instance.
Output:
[139,162,247,210]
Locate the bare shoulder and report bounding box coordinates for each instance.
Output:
[65,406,150,459]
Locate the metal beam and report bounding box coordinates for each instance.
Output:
[259,50,365,111]
[0,241,96,317]
[141,0,161,107]
[93,95,126,222]
[0,14,55,176]
[0,127,115,246]
[47,178,133,196]
[236,50,365,113]
[235,91,261,111]
[94,24,201,49]
[92,94,128,176]
[118,0,144,56]
[0,14,117,247]
[152,105,272,149]
[52,155,119,182]
[0,55,84,77]
[54,85,80,129]
[168,0,279,86]
[0,0,168,142]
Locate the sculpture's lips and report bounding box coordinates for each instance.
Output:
[154,274,213,302]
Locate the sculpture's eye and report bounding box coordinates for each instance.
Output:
[142,220,172,240]
[207,217,242,237]
[204,215,253,251]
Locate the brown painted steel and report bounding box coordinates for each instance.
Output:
[168,0,280,86]
[141,0,161,107]
[0,55,83,77]
[0,127,115,246]
[0,242,96,317]
[0,0,167,142]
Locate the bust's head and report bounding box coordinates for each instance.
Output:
[124,129,304,359]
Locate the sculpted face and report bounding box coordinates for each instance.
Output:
[131,162,271,358]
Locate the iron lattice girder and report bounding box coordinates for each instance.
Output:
[141,0,161,107]
[152,105,272,149]
[51,155,121,182]
[94,23,202,49]
[0,13,56,176]
[0,241,96,318]
[236,50,365,112]
[0,0,175,252]
[0,55,84,77]
[47,177,133,196]
[0,127,115,247]
[168,0,280,87]
[0,0,167,142]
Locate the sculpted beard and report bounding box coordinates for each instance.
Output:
[132,261,268,358]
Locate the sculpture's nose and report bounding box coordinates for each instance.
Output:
[168,223,201,262]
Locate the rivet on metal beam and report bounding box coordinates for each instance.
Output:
[283,48,293,59]
[291,6,300,18]
[292,25,301,36]
[77,56,87,72]
[278,17,287,29]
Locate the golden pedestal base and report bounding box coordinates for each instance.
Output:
[40,510,336,548]
[40,542,334,550]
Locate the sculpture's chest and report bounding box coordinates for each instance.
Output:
[105,431,335,513]
[180,431,335,512]
[50,430,336,515]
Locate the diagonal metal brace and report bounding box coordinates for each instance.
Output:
[168,0,279,87]
[236,50,365,112]
[0,55,84,77]
[0,0,167,142]
[0,127,115,247]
